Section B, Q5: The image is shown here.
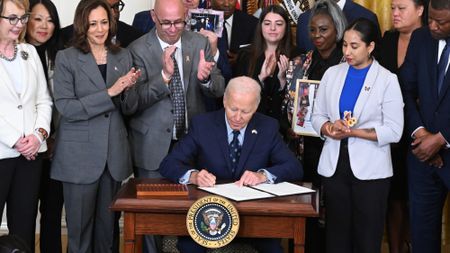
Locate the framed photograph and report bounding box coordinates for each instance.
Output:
[187,9,224,37]
[292,79,321,137]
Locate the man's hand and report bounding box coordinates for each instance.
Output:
[198,29,218,56]
[190,169,216,187]
[235,170,267,187]
[411,129,446,162]
[162,45,177,81]
[197,49,215,81]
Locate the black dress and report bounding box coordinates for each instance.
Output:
[235,48,285,123]
[379,30,408,201]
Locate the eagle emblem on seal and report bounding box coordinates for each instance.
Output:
[201,208,227,236]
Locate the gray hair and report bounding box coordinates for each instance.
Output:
[308,0,347,42]
[224,76,261,105]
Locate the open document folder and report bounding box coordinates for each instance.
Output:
[199,182,315,202]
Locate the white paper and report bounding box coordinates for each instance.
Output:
[251,182,315,196]
[199,183,274,201]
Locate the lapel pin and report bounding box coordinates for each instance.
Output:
[251,129,258,134]
[364,86,370,91]
[186,55,190,62]
[20,51,28,60]
[114,66,118,71]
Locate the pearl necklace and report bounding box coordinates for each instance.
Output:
[0,43,18,62]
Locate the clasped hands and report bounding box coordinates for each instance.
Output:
[321,120,353,140]
[14,134,41,160]
[108,67,141,97]
[411,128,446,168]
[162,45,214,84]
[190,169,267,187]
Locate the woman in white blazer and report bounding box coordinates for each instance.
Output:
[311,18,404,253]
[0,0,52,250]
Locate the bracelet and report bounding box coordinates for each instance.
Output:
[35,128,48,141]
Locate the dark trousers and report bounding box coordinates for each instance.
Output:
[63,168,121,253]
[322,142,390,253]
[408,152,448,253]
[0,155,43,253]
[39,159,64,253]
[177,236,283,253]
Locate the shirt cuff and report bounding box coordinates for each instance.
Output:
[411,126,424,139]
[258,169,276,184]
[179,169,199,184]
[214,50,220,62]
[33,132,44,144]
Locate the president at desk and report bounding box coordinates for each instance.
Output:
[160,76,303,253]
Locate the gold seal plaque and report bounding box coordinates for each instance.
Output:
[186,195,240,248]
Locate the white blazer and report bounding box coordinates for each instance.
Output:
[0,43,52,159]
[311,60,404,180]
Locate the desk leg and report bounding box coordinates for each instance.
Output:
[293,217,306,253]
[124,213,137,253]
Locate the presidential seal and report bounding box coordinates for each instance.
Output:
[186,195,239,248]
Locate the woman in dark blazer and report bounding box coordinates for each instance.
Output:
[50,0,140,252]
[235,5,292,123]
[379,0,424,252]
[26,0,64,251]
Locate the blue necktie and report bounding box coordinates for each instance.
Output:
[437,38,450,94]
[169,49,186,138]
[229,130,241,173]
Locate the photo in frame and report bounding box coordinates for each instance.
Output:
[187,9,224,37]
[292,79,321,137]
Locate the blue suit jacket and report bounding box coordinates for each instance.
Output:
[400,26,450,188]
[159,110,303,183]
[296,0,380,53]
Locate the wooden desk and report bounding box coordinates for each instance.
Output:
[111,178,318,253]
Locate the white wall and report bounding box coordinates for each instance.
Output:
[53,0,155,27]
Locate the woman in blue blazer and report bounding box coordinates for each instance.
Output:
[312,18,404,253]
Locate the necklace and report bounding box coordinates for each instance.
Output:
[93,47,107,65]
[0,43,18,62]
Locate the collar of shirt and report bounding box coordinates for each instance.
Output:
[438,39,450,73]
[225,113,246,145]
[337,0,346,10]
[225,14,234,46]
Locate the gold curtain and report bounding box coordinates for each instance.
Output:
[353,0,392,34]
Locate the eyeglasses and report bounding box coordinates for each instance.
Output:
[110,0,125,12]
[153,11,186,30]
[0,14,30,25]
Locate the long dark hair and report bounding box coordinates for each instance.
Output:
[248,5,292,77]
[72,0,119,54]
[27,0,62,69]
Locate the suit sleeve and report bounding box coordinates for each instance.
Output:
[399,30,423,136]
[200,36,225,98]
[311,69,332,135]
[122,41,171,114]
[374,73,404,146]
[264,122,303,182]
[159,121,200,183]
[53,50,116,122]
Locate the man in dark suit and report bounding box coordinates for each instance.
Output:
[211,0,258,74]
[296,0,380,53]
[160,76,303,253]
[400,0,450,252]
[61,0,143,47]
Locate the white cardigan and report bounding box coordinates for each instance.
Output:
[311,60,404,180]
[0,43,52,159]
